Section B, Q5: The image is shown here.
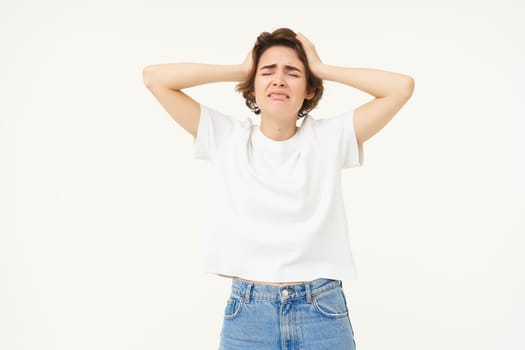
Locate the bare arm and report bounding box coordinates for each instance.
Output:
[143,58,251,138]
[297,33,415,144]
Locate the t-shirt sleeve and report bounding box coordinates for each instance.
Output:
[315,111,364,169]
[193,105,235,161]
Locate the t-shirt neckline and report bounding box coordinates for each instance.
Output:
[253,124,302,153]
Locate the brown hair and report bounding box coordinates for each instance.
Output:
[236,28,324,119]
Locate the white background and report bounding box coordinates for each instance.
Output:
[1,0,523,349]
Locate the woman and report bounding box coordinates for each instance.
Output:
[143,28,414,350]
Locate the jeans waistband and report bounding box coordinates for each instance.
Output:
[230,278,342,304]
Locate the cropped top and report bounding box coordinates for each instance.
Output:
[193,105,364,282]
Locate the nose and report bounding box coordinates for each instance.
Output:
[271,70,287,86]
[272,76,286,87]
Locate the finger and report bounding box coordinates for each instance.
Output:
[296,33,313,47]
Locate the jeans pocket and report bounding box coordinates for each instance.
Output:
[223,294,243,320]
[312,286,349,319]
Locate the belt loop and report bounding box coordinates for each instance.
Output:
[339,279,343,288]
[243,282,253,304]
[305,280,313,304]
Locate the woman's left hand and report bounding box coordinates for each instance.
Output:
[296,33,324,78]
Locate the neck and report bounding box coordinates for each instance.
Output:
[259,115,297,141]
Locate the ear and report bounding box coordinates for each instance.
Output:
[305,88,315,100]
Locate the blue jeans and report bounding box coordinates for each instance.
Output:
[219,278,356,350]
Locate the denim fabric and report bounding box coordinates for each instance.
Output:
[219,278,356,350]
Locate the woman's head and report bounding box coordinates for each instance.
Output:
[236,28,324,119]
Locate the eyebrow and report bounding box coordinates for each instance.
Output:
[260,64,303,73]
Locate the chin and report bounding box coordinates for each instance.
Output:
[260,105,300,118]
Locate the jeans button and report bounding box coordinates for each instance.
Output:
[281,289,289,297]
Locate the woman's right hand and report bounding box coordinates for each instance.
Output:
[240,51,254,81]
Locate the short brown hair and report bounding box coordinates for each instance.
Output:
[236,28,324,119]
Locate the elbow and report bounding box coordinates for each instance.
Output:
[400,75,415,100]
[142,65,158,88]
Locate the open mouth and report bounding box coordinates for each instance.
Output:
[268,92,289,99]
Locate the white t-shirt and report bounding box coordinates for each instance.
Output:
[193,105,364,282]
